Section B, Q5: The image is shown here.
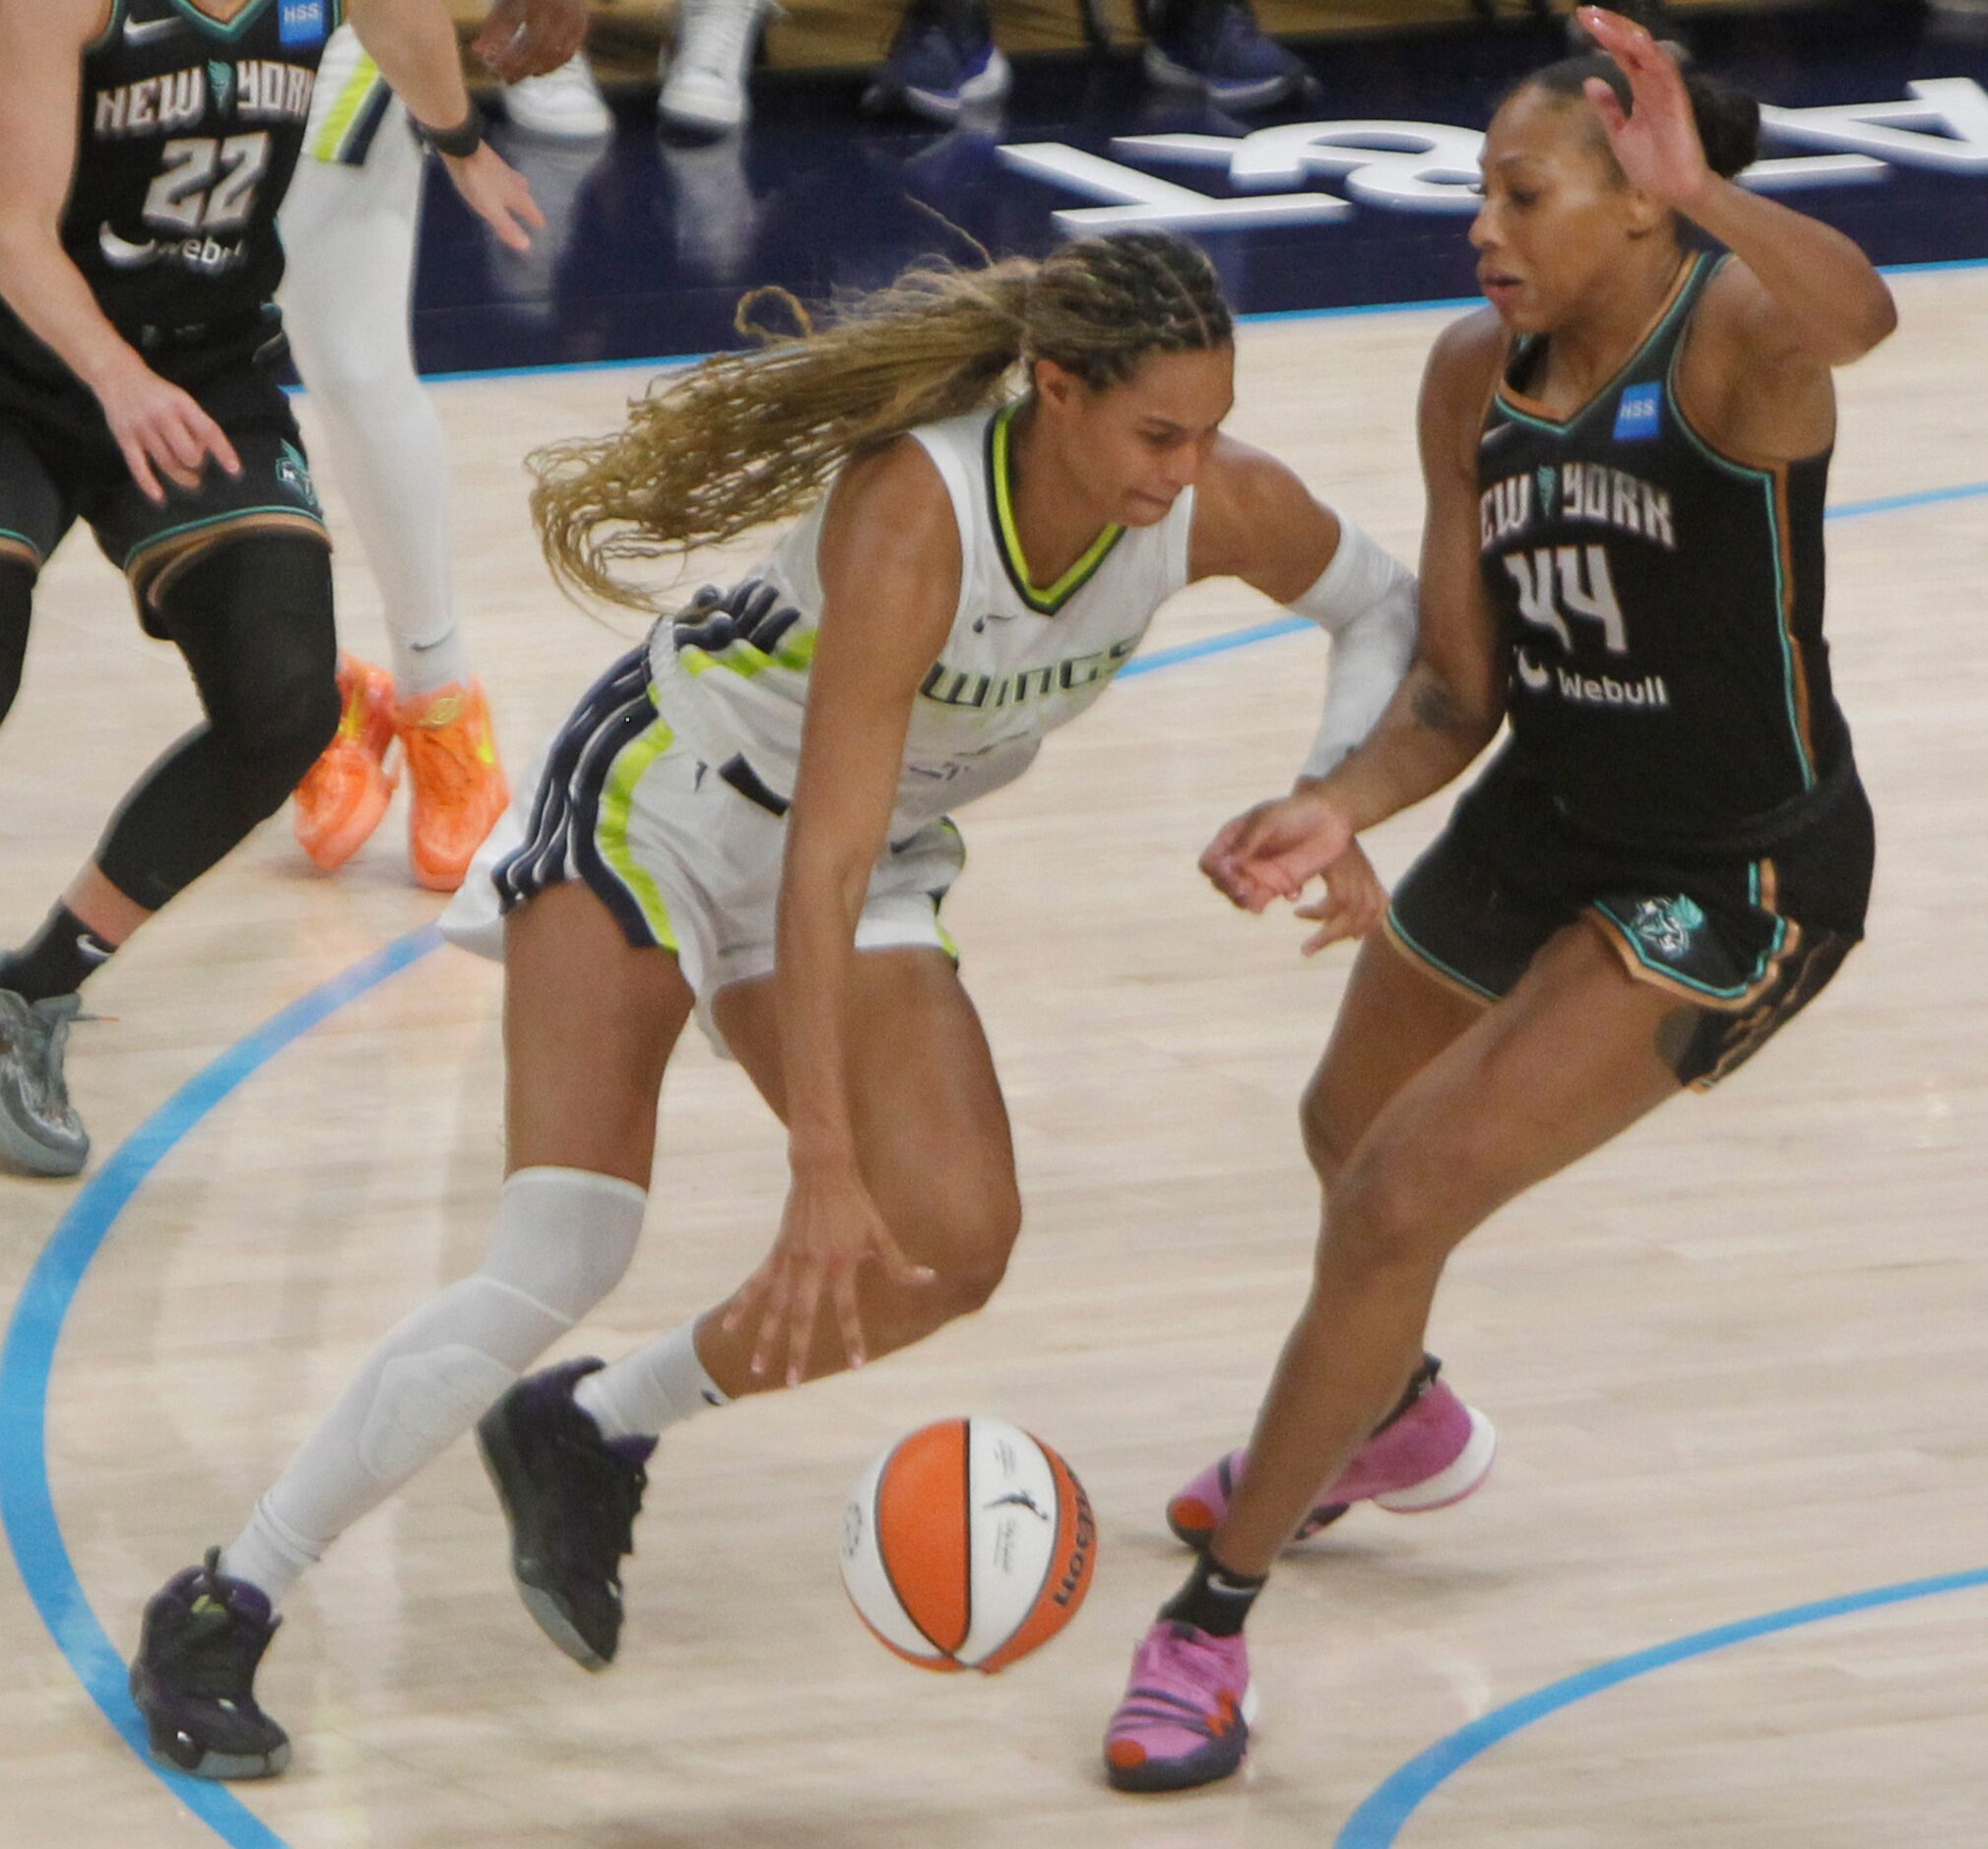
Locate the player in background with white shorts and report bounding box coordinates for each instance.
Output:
[281,2,585,889]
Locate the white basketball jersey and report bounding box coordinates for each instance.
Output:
[646,403,1196,841]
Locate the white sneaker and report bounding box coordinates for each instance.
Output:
[660,0,770,135]
[503,52,613,141]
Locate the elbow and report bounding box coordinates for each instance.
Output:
[1816,282,1898,367]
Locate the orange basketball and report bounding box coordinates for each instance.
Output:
[839,1418,1097,1673]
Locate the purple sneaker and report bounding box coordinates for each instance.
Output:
[1168,1359,1496,1550]
[129,1548,289,1779]
[477,1358,655,1669]
[1105,1619,1256,1793]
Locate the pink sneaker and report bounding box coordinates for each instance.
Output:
[1167,1359,1496,1551]
[1104,1620,1257,1794]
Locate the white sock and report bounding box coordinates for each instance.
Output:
[277,129,468,696]
[223,1168,645,1608]
[575,1320,729,1442]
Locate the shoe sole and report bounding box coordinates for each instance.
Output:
[296,778,394,873]
[1374,1406,1498,1512]
[130,1667,290,1780]
[0,1115,87,1177]
[1166,1408,1498,1548]
[873,47,1011,123]
[1141,42,1297,108]
[474,1407,611,1672]
[1105,1682,1260,1794]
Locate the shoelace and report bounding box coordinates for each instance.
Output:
[168,1549,280,1696]
[561,1432,648,1565]
[4,1001,94,1119]
[403,709,484,808]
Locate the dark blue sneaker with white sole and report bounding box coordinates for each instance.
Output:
[477,1358,654,1670]
[130,1548,290,1780]
[1143,0,1305,111]
[864,0,1011,123]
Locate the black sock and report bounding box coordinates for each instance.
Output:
[0,903,117,1002]
[1160,1552,1267,1638]
[1375,1354,1443,1437]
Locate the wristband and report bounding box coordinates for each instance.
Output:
[416,102,484,159]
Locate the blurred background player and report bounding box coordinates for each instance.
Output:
[280,2,593,889]
[0,0,542,1176]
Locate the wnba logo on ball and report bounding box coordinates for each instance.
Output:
[841,1418,1099,1674]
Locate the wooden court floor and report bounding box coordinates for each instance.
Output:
[2,271,1984,1848]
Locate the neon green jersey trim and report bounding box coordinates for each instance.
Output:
[991,403,1123,613]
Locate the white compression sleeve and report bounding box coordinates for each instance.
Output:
[277,130,468,693]
[1291,517,1420,781]
[222,1168,645,1607]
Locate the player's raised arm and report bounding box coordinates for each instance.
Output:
[1579,7,1895,372]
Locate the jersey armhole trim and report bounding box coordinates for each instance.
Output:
[906,420,979,632]
[86,0,128,54]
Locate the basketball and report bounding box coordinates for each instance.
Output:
[839,1418,1097,1674]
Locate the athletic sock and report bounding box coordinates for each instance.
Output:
[1161,1551,1267,1638]
[0,903,117,1000]
[574,1319,730,1442]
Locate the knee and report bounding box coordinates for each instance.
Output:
[1321,1140,1461,1285]
[169,538,340,797]
[1299,1068,1360,1191]
[918,1186,1023,1320]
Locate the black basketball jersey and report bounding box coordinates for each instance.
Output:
[0,0,338,382]
[1478,252,1850,852]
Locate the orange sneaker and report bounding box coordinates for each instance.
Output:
[397,679,508,893]
[294,655,399,872]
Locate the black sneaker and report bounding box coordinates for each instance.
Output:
[476,1358,654,1670]
[129,1549,290,1780]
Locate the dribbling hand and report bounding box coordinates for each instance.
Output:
[723,1161,935,1388]
[1577,8,1713,206]
[95,354,242,505]
[441,143,546,254]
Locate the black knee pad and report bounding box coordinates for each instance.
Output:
[0,558,33,730]
[159,535,339,804]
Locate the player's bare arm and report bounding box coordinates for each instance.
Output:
[723,439,959,1384]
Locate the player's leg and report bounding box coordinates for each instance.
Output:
[0,531,337,1176]
[279,96,507,888]
[0,423,86,1176]
[130,878,695,1776]
[1165,929,1496,1548]
[1107,921,1693,1792]
[483,940,1023,1669]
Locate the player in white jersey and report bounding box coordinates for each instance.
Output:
[130,232,1421,1777]
[277,1,585,888]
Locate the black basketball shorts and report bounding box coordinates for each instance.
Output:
[0,307,328,632]
[1385,745,1875,1089]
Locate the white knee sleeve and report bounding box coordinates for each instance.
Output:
[231,1169,646,1603]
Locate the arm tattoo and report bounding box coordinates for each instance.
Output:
[1411,678,1467,734]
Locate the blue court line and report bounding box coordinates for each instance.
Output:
[3,466,1984,1849]
[1335,1566,1988,1847]
[0,925,443,1849]
[411,255,1988,389]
